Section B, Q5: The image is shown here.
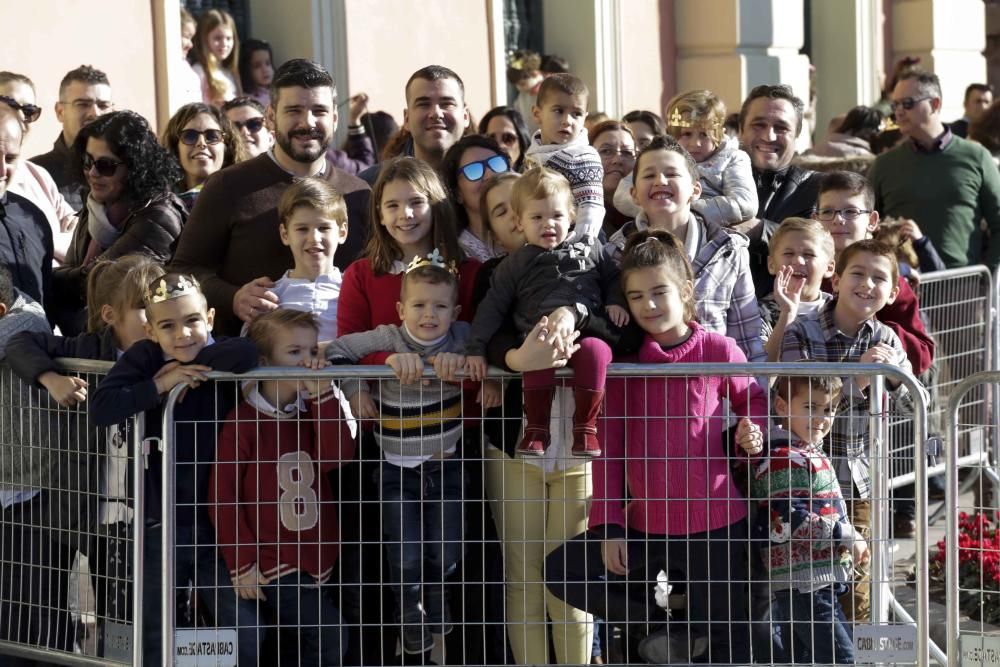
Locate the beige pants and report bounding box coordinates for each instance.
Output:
[839,499,871,622]
[484,447,594,665]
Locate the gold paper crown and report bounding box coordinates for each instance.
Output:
[405,249,458,275]
[145,275,200,305]
[668,106,723,133]
[881,116,900,132]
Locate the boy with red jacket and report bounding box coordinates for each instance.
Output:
[208,309,355,665]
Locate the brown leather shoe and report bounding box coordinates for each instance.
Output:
[893,514,916,539]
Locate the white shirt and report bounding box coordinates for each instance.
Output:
[272,269,342,342]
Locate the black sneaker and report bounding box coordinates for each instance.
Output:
[401,621,433,655]
[428,599,453,636]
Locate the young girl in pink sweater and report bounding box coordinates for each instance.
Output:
[546,229,767,664]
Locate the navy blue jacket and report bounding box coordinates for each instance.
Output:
[90,337,257,526]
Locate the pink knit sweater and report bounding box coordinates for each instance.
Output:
[590,322,767,536]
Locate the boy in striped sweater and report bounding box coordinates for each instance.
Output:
[523,73,604,242]
[324,260,501,655]
[752,375,868,664]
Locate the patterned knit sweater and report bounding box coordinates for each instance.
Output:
[324,323,471,458]
[524,130,605,242]
[751,431,858,590]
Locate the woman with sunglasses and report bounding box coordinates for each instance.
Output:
[442,135,512,261]
[479,106,530,172]
[161,103,247,210]
[51,110,186,335]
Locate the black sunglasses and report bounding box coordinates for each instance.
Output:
[231,117,265,133]
[83,153,125,177]
[460,154,510,182]
[179,128,225,146]
[889,96,932,112]
[0,95,41,123]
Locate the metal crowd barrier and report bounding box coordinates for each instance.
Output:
[945,371,1000,667]
[888,266,995,499]
[0,359,144,666]
[153,362,930,667]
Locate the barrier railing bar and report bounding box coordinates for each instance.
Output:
[160,360,930,667]
[945,370,1000,667]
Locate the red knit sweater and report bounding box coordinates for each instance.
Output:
[207,396,356,583]
[591,323,768,536]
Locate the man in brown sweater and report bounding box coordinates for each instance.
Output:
[171,59,370,335]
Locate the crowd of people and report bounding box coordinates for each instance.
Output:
[1,7,998,667]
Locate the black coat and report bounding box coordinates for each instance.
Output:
[90,337,257,526]
[0,192,54,307]
[746,165,822,297]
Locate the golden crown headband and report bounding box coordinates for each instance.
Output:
[405,249,459,276]
[667,106,723,132]
[145,275,201,305]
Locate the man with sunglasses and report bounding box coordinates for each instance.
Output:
[31,65,113,213]
[0,73,78,266]
[222,96,274,158]
[869,68,1000,270]
[0,104,54,308]
[171,59,370,336]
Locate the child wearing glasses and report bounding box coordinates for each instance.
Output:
[161,103,245,211]
[523,74,605,243]
[442,135,513,261]
[812,171,935,379]
[467,166,628,457]
[611,90,757,227]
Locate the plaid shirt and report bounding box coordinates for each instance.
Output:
[780,299,913,499]
[607,212,766,362]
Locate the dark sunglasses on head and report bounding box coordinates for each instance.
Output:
[83,153,124,177]
[460,154,509,182]
[231,117,265,133]
[179,128,225,146]
[0,95,41,123]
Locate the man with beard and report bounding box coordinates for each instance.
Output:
[358,65,470,184]
[738,84,822,297]
[171,59,369,335]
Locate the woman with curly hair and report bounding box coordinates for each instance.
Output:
[161,102,247,210]
[479,106,530,171]
[51,110,187,334]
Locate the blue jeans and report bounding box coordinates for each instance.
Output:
[142,523,259,666]
[378,458,465,624]
[251,572,344,665]
[772,585,854,664]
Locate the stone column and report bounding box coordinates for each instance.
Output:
[890,0,987,122]
[809,0,883,144]
[674,0,811,143]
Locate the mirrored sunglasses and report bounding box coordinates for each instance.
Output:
[460,154,510,182]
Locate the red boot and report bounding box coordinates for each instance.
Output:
[572,388,604,457]
[518,387,554,457]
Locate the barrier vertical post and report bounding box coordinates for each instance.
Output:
[131,413,145,666]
